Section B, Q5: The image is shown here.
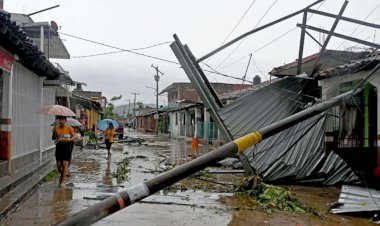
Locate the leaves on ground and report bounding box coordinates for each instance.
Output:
[42,169,59,183]
[232,176,318,214]
[112,158,130,184]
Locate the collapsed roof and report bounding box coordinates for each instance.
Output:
[218,77,358,185]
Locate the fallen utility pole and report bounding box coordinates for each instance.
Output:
[55,64,380,226]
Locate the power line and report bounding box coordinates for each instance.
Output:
[217,1,326,74]
[219,0,257,49]
[205,0,257,64]
[252,27,297,55]
[72,50,125,58]
[202,62,253,83]
[60,31,257,82]
[71,41,173,58]
[336,2,380,49]
[59,32,178,64]
[214,0,281,70]
[251,55,267,79]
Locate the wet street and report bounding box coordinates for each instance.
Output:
[3,132,234,226]
[3,131,377,226]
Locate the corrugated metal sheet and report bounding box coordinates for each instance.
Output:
[331,185,380,214]
[218,77,358,185]
[12,62,42,157]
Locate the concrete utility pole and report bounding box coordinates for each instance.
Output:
[123,99,130,119]
[151,64,164,135]
[131,93,139,117]
[126,99,131,117]
[131,93,139,129]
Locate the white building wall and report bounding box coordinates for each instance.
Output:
[12,62,43,157]
[318,70,380,140]
[42,87,55,148]
[169,112,180,137]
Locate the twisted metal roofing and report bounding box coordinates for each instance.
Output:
[218,77,358,185]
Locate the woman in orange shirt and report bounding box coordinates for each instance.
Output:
[52,116,79,188]
[103,123,115,159]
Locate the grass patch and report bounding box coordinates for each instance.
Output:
[85,130,101,143]
[42,169,59,182]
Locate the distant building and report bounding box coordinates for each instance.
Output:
[158,82,254,143]
[10,13,70,59]
[72,84,104,130]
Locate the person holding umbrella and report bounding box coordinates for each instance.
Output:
[103,123,115,159]
[52,116,79,188]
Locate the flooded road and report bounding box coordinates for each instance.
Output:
[3,131,377,225]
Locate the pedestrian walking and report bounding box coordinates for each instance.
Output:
[103,123,115,159]
[52,116,79,188]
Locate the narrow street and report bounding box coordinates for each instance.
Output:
[3,131,234,226]
[2,1,380,225]
[3,131,376,226]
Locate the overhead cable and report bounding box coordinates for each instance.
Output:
[214,0,281,70]
[336,2,380,49]
[59,32,178,64]
[71,41,173,58]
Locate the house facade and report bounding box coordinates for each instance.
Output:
[160,82,253,143]
[270,50,380,184]
[0,11,62,216]
[315,55,380,181]
[71,88,103,130]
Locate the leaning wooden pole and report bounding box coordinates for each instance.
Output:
[55,64,380,226]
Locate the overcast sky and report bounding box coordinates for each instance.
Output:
[5,0,380,106]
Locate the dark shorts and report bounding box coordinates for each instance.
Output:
[55,142,72,162]
[105,139,112,150]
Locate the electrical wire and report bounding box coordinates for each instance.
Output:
[202,62,252,83]
[60,32,253,83]
[59,32,179,64]
[205,0,257,66]
[214,0,281,70]
[336,1,380,50]
[217,1,326,74]
[71,41,173,58]
[220,0,257,46]
[251,55,265,78]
